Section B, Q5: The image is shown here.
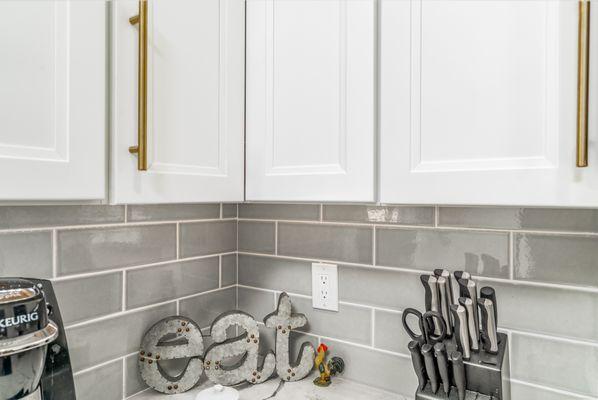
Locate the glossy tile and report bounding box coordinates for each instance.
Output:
[376,227,509,278]
[127,204,220,222]
[290,295,372,345]
[238,221,276,254]
[57,225,176,276]
[125,354,147,397]
[221,254,237,287]
[66,303,176,372]
[0,231,52,278]
[0,205,124,229]
[514,233,598,287]
[278,223,372,264]
[221,203,238,219]
[54,273,123,325]
[126,258,219,309]
[325,339,416,395]
[179,221,236,258]
[511,333,598,397]
[439,206,598,232]
[239,203,320,221]
[323,204,434,226]
[237,287,275,322]
[374,310,411,355]
[179,287,236,328]
[238,254,311,296]
[477,279,598,342]
[510,381,584,400]
[74,359,123,400]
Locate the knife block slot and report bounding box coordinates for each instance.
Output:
[414,332,510,400]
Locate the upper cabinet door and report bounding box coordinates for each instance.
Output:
[112,0,245,204]
[246,0,376,202]
[0,1,106,201]
[381,0,598,207]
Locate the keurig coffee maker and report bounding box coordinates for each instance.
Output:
[0,278,76,400]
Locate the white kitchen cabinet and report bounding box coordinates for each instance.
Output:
[246,0,376,202]
[381,0,598,206]
[111,0,245,204]
[0,1,106,201]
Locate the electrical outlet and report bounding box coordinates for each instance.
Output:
[312,263,338,311]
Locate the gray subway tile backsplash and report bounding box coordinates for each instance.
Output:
[57,224,176,276]
[221,253,237,287]
[126,257,219,309]
[376,227,510,278]
[180,220,237,258]
[278,222,373,264]
[514,232,598,287]
[54,273,123,325]
[238,220,276,254]
[179,287,237,328]
[0,205,125,229]
[127,203,220,222]
[374,310,411,354]
[74,359,123,400]
[439,206,598,232]
[125,353,147,397]
[221,203,238,219]
[239,203,320,221]
[323,204,434,226]
[238,254,312,296]
[0,231,52,278]
[66,302,176,372]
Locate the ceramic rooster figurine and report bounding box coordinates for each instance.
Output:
[313,343,345,387]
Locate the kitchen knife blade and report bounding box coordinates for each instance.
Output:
[478,298,499,355]
[421,343,439,394]
[449,304,470,360]
[433,342,450,395]
[420,275,441,334]
[480,286,498,326]
[437,276,453,336]
[434,269,455,305]
[458,297,479,352]
[453,271,471,298]
[408,340,427,391]
[450,351,466,400]
[458,279,479,335]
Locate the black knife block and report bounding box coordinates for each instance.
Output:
[415,332,510,400]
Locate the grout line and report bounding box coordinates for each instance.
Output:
[298,330,410,359]
[220,203,223,219]
[434,205,439,227]
[505,327,598,347]
[274,221,278,255]
[509,231,514,280]
[65,285,237,330]
[121,357,127,398]
[509,379,596,399]
[372,226,376,266]
[237,250,598,294]
[219,255,223,288]
[124,205,128,223]
[371,309,376,347]
[176,299,180,315]
[121,271,126,311]
[52,229,58,278]
[53,252,237,282]
[0,218,238,235]
[176,222,180,259]
[73,351,137,376]
[319,204,323,221]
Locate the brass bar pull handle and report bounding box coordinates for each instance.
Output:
[129,0,148,171]
[578,0,590,168]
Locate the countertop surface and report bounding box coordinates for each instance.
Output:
[130,373,407,400]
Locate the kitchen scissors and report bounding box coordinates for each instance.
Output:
[401,308,447,346]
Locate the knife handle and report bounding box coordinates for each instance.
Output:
[422,344,439,394]
[450,304,470,360]
[458,279,479,333]
[458,297,479,352]
[480,286,498,326]
[408,340,428,391]
[434,342,450,395]
[453,271,470,282]
[477,298,499,355]
[450,351,467,400]
[437,277,453,336]
[420,275,441,334]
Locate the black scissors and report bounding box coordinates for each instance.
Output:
[401,308,447,346]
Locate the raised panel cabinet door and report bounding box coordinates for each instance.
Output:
[111,0,245,204]
[381,0,598,207]
[246,0,376,202]
[0,1,106,200]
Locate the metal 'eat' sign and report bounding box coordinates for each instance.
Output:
[138,292,315,394]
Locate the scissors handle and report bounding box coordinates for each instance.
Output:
[401,308,426,344]
[423,311,447,345]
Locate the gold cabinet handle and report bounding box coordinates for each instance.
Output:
[578,0,590,168]
[129,0,148,171]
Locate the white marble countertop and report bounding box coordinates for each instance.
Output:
[130,373,407,400]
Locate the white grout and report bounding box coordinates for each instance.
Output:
[218,254,223,288]
[124,205,128,223]
[434,205,439,227]
[121,271,127,311]
[176,222,180,259]
[52,229,58,278]
[508,231,514,280]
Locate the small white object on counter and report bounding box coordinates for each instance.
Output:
[130,373,406,400]
[195,384,239,400]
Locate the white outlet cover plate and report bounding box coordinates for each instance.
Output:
[312,262,338,311]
